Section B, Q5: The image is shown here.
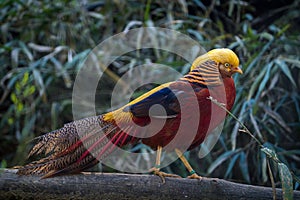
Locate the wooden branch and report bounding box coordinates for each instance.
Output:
[1,169,299,200]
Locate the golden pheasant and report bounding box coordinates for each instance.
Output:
[17,48,242,179]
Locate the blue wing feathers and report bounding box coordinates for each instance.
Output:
[123,87,180,117]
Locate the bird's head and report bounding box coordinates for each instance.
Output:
[191,48,243,77]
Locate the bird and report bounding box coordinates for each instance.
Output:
[17,48,242,180]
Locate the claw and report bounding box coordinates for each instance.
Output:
[187,173,202,180]
[149,167,181,183]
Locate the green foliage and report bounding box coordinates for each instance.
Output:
[210,96,297,199]
[0,0,299,195]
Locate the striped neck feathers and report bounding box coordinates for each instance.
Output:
[179,60,222,86]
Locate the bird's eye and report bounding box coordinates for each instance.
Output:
[224,63,230,68]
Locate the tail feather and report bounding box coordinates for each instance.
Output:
[27,116,102,158]
[95,129,125,160]
[17,115,135,177]
[42,155,99,178]
[18,136,92,175]
[78,126,118,162]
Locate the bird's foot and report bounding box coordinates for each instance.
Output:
[149,167,181,183]
[187,173,202,180]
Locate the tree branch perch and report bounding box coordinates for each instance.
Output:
[0,169,299,199]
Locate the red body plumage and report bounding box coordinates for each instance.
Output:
[124,76,236,151]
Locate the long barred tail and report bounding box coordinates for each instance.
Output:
[17,115,133,178]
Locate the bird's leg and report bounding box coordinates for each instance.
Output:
[175,148,202,180]
[149,145,181,183]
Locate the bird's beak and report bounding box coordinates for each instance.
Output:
[232,67,243,74]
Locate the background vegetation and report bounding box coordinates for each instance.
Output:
[1,0,299,191]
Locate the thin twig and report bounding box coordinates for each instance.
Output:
[207,96,263,146]
[267,159,277,200]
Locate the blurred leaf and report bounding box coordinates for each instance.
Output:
[50,57,72,88]
[239,152,251,183]
[17,102,24,112]
[51,102,60,130]
[254,62,272,101]
[231,101,247,150]
[245,39,273,74]
[263,106,292,133]
[249,111,263,141]
[19,41,33,61]
[208,150,238,174]
[260,32,274,40]
[193,0,206,10]
[187,29,204,41]
[177,0,188,14]
[23,85,36,97]
[291,93,300,121]
[10,93,18,104]
[277,24,291,37]
[260,151,268,183]
[11,48,20,68]
[15,82,21,93]
[280,57,300,68]
[7,117,13,125]
[278,163,293,200]
[247,66,266,100]
[21,115,36,139]
[228,0,234,17]
[8,74,21,89]
[21,72,29,86]
[28,43,53,52]
[275,59,296,87]
[144,0,151,22]
[224,153,239,178]
[32,69,45,96]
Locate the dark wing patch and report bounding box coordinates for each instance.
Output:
[123,87,182,118]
